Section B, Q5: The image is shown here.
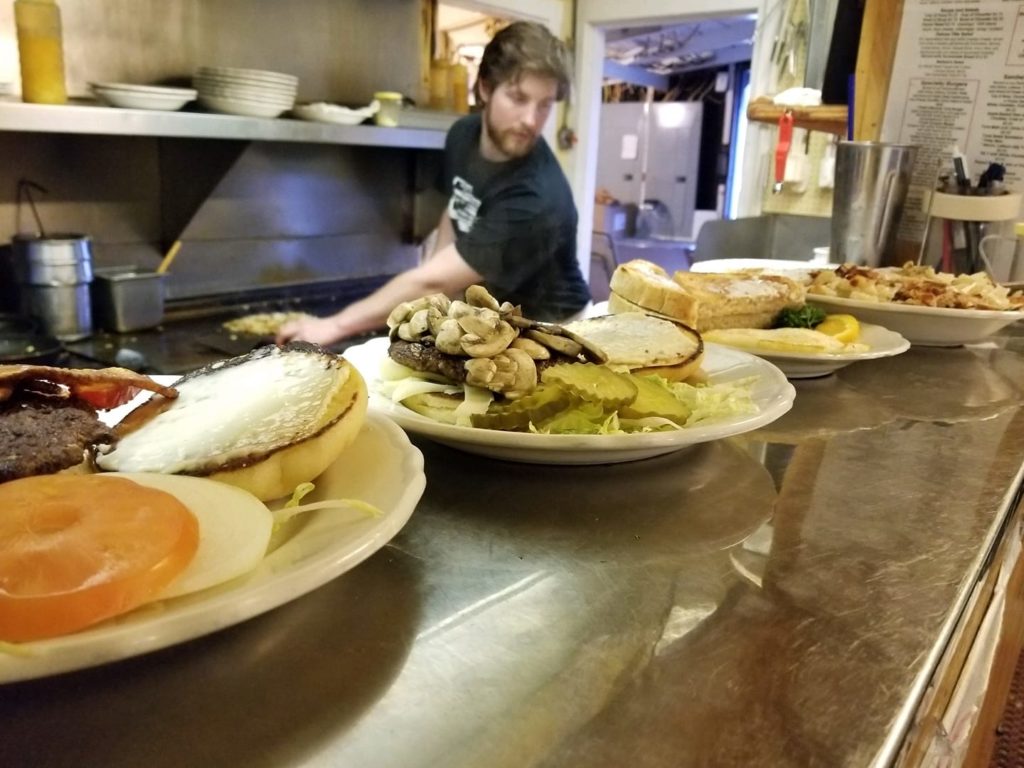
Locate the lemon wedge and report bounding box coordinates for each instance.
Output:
[816,314,860,343]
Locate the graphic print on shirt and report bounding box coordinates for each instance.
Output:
[448,176,480,234]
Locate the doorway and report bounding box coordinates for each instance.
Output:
[587,14,756,299]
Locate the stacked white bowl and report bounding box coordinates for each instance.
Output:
[193,67,298,118]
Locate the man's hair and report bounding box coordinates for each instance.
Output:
[476,21,572,103]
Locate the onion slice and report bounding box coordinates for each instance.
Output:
[108,473,274,600]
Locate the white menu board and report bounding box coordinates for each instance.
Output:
[881,0,1024,242]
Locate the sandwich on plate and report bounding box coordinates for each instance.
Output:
[609,258,805,331]
[608,259,868,354]
[378,285,756,434]
[0,343,374,644]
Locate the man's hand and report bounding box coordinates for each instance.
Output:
[276,315,346,347]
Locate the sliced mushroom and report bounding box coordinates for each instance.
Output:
[525,329,582,358]
[387,294,451,338]
[510,317,608,364]
[558,327,608,364]
[463,350,537,397]
[510,337,551,360]
[500,348,538,398]
[407,308,431,337]
[465,285,500,311]
[386,301,414,330]
[464,357,498,387]
[426,305,447,336]
[456,308,501,338]
[448,301,475,320]
[461,320,517,357]
[434,318,465,355]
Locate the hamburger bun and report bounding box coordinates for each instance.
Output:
[96,343,367,501]
[564,312,704,382]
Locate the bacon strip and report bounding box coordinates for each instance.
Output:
[0,365,178,408]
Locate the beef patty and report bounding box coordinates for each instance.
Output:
[0,394,117,482]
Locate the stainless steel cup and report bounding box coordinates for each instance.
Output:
[831,141,918,267]
[11,233,94,341]
[92,267,165,332]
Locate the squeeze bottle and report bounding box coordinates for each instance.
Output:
[14,0,68,104]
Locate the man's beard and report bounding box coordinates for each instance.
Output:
[483,107,537,160]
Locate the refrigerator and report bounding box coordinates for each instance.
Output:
[596,101,703,240]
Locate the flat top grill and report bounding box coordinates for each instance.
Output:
[60,276,390,375]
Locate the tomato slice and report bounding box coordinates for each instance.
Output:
[0,474,199,642]
[71,382,141,410]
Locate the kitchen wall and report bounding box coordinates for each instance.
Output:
[0,0,439,304]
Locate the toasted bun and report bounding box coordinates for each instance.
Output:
[564,312,704,381]
[96,343,367,501]
[608,260,700,327]
[671,271,806,331]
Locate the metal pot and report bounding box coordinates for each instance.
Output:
[11,233,94,341]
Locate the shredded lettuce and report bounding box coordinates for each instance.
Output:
[284,482,315,508]
[274,498,383,528]
[272,481,382,529]
[669,376,759,426]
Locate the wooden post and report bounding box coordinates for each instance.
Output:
[853,0,905,141]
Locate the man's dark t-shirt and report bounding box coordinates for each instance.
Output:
[441,113,590,321]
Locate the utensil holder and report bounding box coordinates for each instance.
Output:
[919,191,1022,276]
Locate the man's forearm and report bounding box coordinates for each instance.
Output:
[329,252,479,338]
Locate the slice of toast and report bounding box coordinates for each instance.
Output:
[671,271,806,331]
[608,260,699,327]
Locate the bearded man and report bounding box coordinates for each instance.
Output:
[278,21,590,346]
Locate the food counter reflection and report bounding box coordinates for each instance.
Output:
[2,330,1024,767]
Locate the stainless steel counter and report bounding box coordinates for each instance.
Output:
[3,328,1024,768]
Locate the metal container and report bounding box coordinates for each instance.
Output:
[11,233,94,341]
[91,267,165,332]
[831,141,918,267]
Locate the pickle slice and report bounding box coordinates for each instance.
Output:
[536,401,610,434]
[619,374,691,424]
[540,363,638,409]
[470,384,572,431]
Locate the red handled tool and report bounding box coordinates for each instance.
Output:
[773,110,794,194]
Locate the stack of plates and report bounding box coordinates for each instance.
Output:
[193,67,298,118]
[91,82,197,111]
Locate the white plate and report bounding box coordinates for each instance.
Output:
[0,382,425,684]
[344,337,795,465]
[91,83,196,111]
[90,82,197,97]
[198,94,290,118]
[292,101,380,125]
[806,294,1024,346]
[196,66,299,86]
[193,78,297,99]
[708,323,911,379]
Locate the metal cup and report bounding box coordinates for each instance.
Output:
[11,233,94,341]
[831,141,918,267]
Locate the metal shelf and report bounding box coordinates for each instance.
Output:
[0,99,448,149]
